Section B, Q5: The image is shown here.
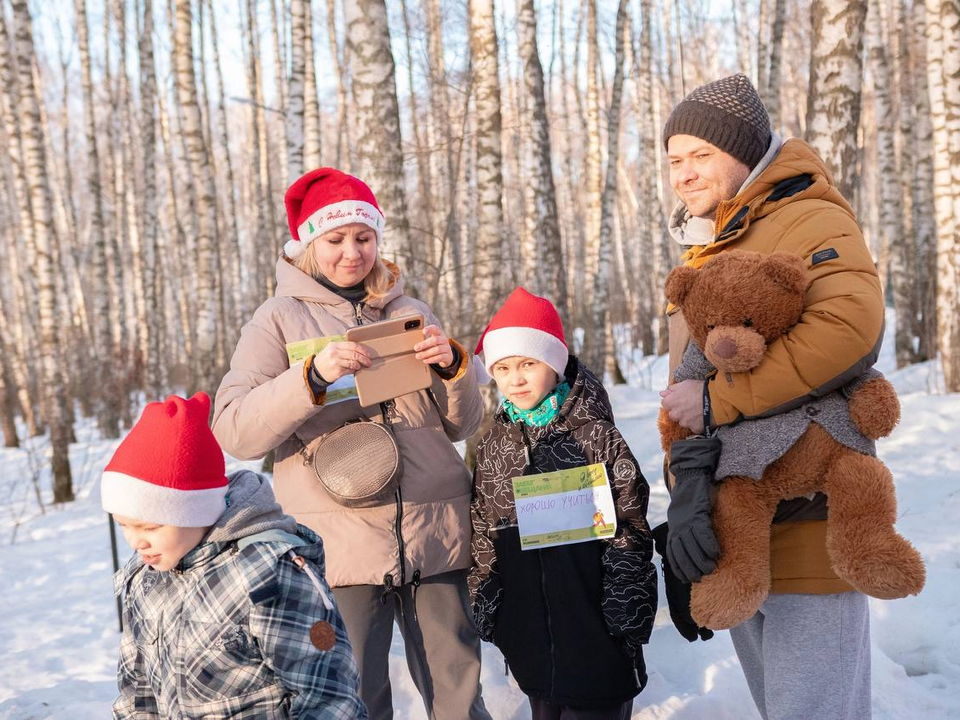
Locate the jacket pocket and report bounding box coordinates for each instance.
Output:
[179,621,275,705]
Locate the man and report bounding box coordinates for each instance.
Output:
[659,73,882,720]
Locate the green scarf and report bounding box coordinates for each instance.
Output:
[503,381,571,428]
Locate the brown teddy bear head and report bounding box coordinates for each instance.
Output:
[665,250,809,373]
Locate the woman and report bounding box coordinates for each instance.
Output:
[213,168,490,719]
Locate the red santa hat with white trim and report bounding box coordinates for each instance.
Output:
[100,392,229,527]
[475,287,569,378]
[283,167,385,260]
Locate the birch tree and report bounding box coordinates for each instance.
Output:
[75,0,119,436]
[287,0,306,181]
[926,0,960,391]
[207,0,245,327]
[139,0,164,398]
[805,0,868,202]
[582,0,628,372]
[270,0,289,183]
[583,0,602,315]
[326,0,351,168]
[244,0,274,298]
[344,0,417,294]
[11,0,73,501]
[867,0,913,367]
[173,0,220,395]
[303,0,322,169]
[0,12,41,437]
[766,0,787,128]
[911,0,938,361]
[468,0,505,333]
[517,0,567,324]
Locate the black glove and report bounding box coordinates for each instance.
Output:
[652,522,713,642]
[665,436,722,584]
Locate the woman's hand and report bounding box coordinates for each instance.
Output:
[415,325,454,368]
[312,341,372,383]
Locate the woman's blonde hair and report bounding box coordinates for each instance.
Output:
[290,241,394,301]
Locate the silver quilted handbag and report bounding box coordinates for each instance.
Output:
[311,403,402,508]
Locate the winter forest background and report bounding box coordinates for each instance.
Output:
[1,0,960,716]
[1,0,959,500]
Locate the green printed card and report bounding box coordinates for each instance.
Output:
[511,463,617,550]
[285,335,358,404]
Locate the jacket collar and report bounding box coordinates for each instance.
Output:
[494,356,614,439]
[274,256,405,309]
[680,139,849,268]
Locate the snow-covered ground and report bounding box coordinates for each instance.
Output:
[1,316,958,718]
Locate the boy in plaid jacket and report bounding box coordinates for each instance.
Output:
[101,392,365,719]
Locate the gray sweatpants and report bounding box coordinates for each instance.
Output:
[729,592,871,720]
[333,568,491,720]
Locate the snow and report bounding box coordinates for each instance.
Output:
[1,315,959,718]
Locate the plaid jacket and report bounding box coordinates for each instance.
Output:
[112,523,365,719]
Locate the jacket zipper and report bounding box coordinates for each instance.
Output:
[394,485,406,586]
[520,425,556,697]
[355,301,408,588]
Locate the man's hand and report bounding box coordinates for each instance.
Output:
[660,379,706,434]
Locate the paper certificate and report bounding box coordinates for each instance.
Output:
[286,335,358,405]
[511,463,617,550]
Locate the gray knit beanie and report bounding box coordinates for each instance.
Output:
[662,74,772,169]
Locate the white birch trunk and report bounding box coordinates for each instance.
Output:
[912,0,939,361]
[928,0,960,390]
[344,0,417,294]
[11,0,73,501]
[139,0,165,398]
[207,0,246,327]
[757,0,770,95]
[270,0,289,184]
[868,0,914,368]
[583,0,628,372]
[583,0,602,312]
[766,0,787,128]
[326,0,352,168]
[287,0,306,182]
[173,0,220,396]
[468,0,505,333]
[303,0,322,169]
[805,0,868,203]
[517,0,567,325]
[74,0,120,436]
[246,0,277,298]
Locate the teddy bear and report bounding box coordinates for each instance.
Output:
[659,249,925,630]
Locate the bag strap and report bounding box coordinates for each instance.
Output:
[236,528,308,551]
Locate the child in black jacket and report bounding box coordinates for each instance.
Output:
[468,287,657,720]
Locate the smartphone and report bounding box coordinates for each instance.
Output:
[345,314,433,407]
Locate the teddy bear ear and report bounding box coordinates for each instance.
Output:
[665,265,699,306]
[761,253,809,295]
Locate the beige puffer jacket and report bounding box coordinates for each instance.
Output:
[213,258,482,588]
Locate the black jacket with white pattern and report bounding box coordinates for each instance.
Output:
[467,357,657,708]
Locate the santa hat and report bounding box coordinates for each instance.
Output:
[100,393,229,527]
[283,167,385,259]
[475,287,569,377]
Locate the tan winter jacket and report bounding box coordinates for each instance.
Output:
[213,258,482,588]
[667,139,883,594]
